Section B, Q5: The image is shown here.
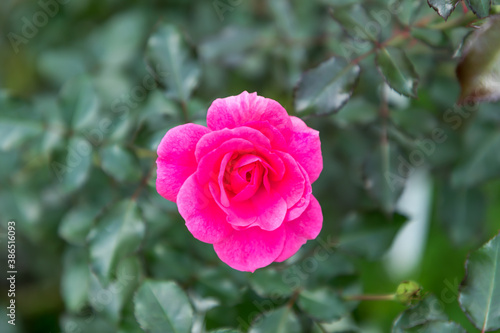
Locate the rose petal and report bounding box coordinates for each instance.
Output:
[195,126,271,162]
[244,121,288,151]
[288,116,323,183]
[207,91,292,140]
[225,186,287,231]
[197,138,255,186]
[286,163,312,221]
[177,174,233,244]
[156,124,210,202]
[275,196,323,262]
[272,151,306,209]
[213,226,286,272]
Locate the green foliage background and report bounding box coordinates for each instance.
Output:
[0,0,500,332]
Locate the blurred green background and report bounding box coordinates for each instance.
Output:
[1,0,500,332]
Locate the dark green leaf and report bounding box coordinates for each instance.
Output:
[451,130,500,187]
[376,47,419,98]
[329,5,376,41]
[61,247,89,313]
[59,75,100,131]
[60,313,115,333]
[427,0,460,20]
[134,280,193,333]
[88,200,145,285]
[119,302,144,333]
[466,0,491,18]
[339,211,407,260]
[248,306,300,333]
[294,57,360,115]
[196,268,242,304]
[199,27,263,63]
[88,10,149,69]
[459,232,500,332]
[88,256,142,325]
[146,23,200,102]
[99,144,141,183]
[363,143,407,214]
[312,316,359,332]
[58,205,99,245]
[298,288,347,322]
[457,15,500,103]
[403,321,465,333]
[62,136,93,192]
[0,91,43,151]
[438,185,485,246]
[249,269,294,298]
[392,295,449,333]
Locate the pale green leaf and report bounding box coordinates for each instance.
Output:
[88,200,145,285]
[459,232,500,331]
[376,47,419,98]
[134,280,193,333]
[146,23,200,102]
[294,57,360,115]
[427,0,460,20]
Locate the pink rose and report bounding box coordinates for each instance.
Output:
[156,91,323,272]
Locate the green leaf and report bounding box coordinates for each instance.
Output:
[119,302,144,333]
[99,144,141,183]
[457,15,500,103]
[294,57,360,115]
[363,143,406,214]
[58,205,99,245]
[312,316,359,333]
[88,10,149,69]
[248,306,300,333]
[459,232,500,332]
[146,23,200,102]
[438,185,485,246]
[329,5,376,41]
[62,136,93,192]
[134,279,193,333]
[88,256,142,325]
[466,0,491,18]
[249,269,294,298]
[61,246,89,313]
[399,321,461,333]
[0,91,43,151]
[59,75,100,131]
[88,200,145,285]
[404,321,465,333]
[376,47,419,98]
[392,295,449,333]
[451,130,500,187]
[298,288,347,322]
[199,26,263,63]
[208,330,241,333]
[195,268,242,304]
[60,313,115,333]
[339,211,407,260]
[427,0,460,20]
